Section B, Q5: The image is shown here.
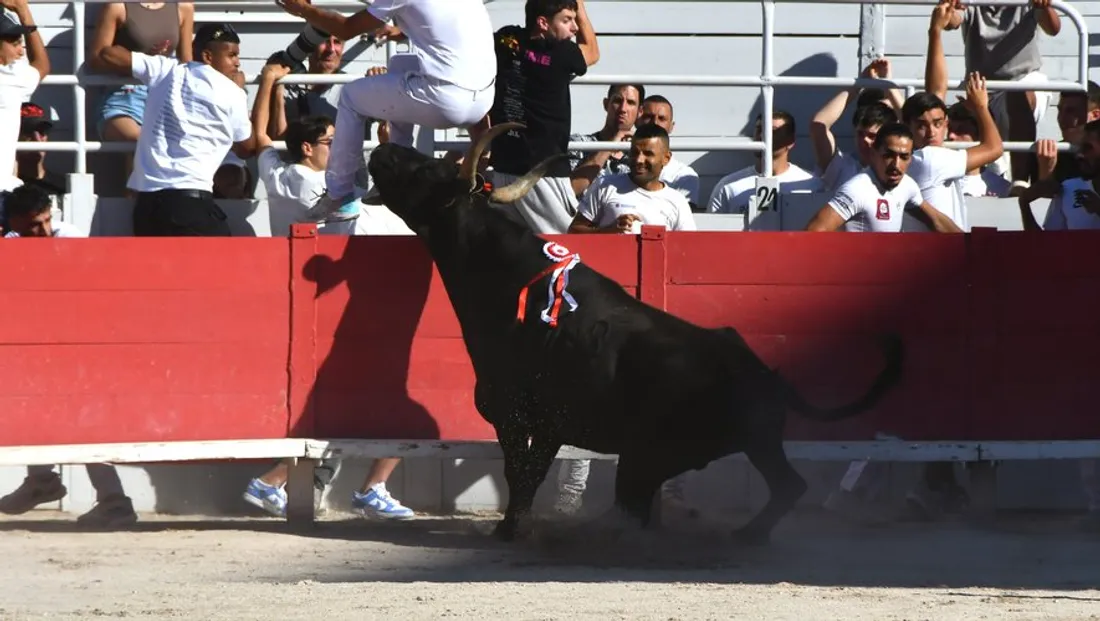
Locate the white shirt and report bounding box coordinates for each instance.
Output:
[660,156,700,205]
[1043,178,1100,231]
[578,173,696,232]
[127,54,251,193]
[258,147,328,237]
[960,169,1011,198]
[821,150,862,195]
[828,169,925,233]
[707,163,821,214]
[907,146,969,230]
[0,62,41,192]
[367,0,496,91]
[258,148,414,237]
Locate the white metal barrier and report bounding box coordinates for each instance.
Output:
[17,0,1091,192]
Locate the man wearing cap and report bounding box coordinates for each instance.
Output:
[17,101,65,198]
[0,0,49,192]
[96,22,256,236]
[273,0,496,222]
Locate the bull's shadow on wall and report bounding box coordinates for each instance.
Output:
[690,53,840,181]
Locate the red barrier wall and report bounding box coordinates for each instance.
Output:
[2,226,1098,448]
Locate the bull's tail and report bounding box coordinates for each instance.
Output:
[778,334,904,422]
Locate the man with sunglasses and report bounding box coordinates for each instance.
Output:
[96,22,256,236]
[274,0,496,223]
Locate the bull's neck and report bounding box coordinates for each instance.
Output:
[424,202,557,326]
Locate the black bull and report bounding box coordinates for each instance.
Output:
[367,122,903,545]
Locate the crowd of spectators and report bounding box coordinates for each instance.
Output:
[0,0,1096,531]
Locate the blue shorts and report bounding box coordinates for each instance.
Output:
[97,84,149,138]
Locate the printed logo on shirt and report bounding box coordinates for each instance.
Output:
[876,198,890,220]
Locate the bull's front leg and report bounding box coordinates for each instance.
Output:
[494,427,561,541]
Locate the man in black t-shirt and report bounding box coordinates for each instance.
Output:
[487,0,599,234]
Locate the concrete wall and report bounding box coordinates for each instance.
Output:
[6,1,1095,518]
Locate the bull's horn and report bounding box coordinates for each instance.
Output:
[489,154,568,204]
[460,121,525,191]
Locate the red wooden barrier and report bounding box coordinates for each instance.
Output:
[2,226,1098,449]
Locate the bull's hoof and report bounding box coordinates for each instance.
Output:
[731,527,771,547]
[492,517,532,541]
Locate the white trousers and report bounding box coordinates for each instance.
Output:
[326,54,495,199]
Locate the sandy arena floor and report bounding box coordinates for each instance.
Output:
[1,509,1098,621]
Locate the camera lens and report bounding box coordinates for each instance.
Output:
[284,24,331,65]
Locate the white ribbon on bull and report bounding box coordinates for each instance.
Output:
[539,243,581,326]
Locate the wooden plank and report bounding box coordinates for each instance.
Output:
[0,343,288,394]
[978,441,1100,460]
[663,231,968,285]
[0,291,289,343]
[665,284,969,333]
[0,393,290,446]
[0,238,288,291]
[0,439,307,466]
[304,439,984,461]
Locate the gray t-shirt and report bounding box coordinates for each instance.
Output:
[962,6,1041,80]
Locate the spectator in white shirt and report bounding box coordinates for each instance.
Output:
[810,58,904,195]
[635,94,701,208]
[569,124,695,234]
[0,0,49,192]
[708,110,821,215]
[276,0,496,224]
[946,102,1011,198]
[96,22,256,236]
[251,63,412,237]
[806,123,961,233]
[900,73,1003,232]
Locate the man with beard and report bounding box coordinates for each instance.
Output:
[568,123,695,234]
[805,123,961,233]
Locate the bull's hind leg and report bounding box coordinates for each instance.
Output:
[611,450,672,528]
[734,434,808,546]
[493,426,561,541]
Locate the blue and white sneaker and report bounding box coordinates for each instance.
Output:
[351,483,414,520]
[242,478,287,517]
[302,193,358,223]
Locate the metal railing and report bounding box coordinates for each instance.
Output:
[17,0,1091,178]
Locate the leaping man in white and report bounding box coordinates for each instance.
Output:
[275,0,497,222]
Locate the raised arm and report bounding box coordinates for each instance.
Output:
[960,72,1004,170]
[252,64,291,152]
[574,0,600,66]
[276,0,385,42]
[176,2,194,62]
[1032,0,1061,36]
[925,0,953,102]
[3,0,49,81]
